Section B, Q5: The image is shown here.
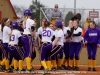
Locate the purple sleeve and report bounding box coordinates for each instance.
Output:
[84,30,89,42]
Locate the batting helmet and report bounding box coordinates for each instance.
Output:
[55,20,63,28]
[12,22,19,29]
[24,9,32,16]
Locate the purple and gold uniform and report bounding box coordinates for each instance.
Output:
[84,23,100,71]
[21,9,35,72]
[8,22,24,71]
[50,20,64,69]
[40,26,54,70]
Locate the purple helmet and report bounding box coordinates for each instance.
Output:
[12,22,19,29]
[24,9,32,16]
[55,20,63,28]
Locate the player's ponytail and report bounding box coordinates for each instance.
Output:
[1,18,9,32]
[23,15,28,25]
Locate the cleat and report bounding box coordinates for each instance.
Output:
[18,69,25,73]
[62,65,67,70]
[25,68,35,73]
[57,66,62,70]
[40,66,44,70]
[51,67,56,71]
[13,69,18,73]
[5,68,13,72]
[0,65,5,71]
[87,67,91,71]
[93,68,96,71]
[75,67,79,71]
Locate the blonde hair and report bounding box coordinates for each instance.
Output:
[23,16,28,25]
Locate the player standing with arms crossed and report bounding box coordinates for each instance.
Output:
[21,9,35,73]
[84,21,100,71]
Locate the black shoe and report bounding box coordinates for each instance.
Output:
[25,68,35,73]
[75,67,79,71]
[73,66,76,70]
[13,69,18,73]
[93,68,96,71]
[87,67,91,71]
[18,69,25,73]
[40,66,44,70]
[51,67,56,71]
[68,67,73,71]
[44,68,49,74]
[62,65,67,70]
[0,65,5,71]
[5,68,13,72]
[57,66,62,70]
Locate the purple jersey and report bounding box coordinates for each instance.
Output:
[84,28,100,44]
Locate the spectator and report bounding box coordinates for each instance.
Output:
[84,17,91,26]
[51,4,62,25]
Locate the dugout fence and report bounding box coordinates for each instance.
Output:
[40,7,100,28]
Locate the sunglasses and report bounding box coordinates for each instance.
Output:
[55,6,58,8]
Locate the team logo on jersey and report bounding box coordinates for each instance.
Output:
[89,33,97,36]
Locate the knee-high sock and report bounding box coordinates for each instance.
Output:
[73,58,75,67]
[1,58,6,66]
[69,59,73,67]
[0,60,1,65]
[14,60,18,70]
[58,59,62,67]
[92,60,96,68]
[88,59,91,68]
[11,61,14,67]
[41,61,47,70]
[5,60,9,69]
[19,60,23,70]
[75,60,79,67]
[25,57,32,70]
[46,61,51,70]
[51,60,57,68]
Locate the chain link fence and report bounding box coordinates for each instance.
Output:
[40,7,100,28]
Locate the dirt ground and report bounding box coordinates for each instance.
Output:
[1,47,100,75]
[32,47,100,65]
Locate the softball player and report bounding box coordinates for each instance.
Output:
[84,21,100,71]
[40,20,54,72]
[2,18,12,72]
[69,20,82,71]
[37,19,45,70]
[21,9,35,73]
[50,20,64,70]
[8,22,24,72]
[62,20,73,70]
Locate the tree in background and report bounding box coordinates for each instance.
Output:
[65,11,74,26]
[29,0,45,30]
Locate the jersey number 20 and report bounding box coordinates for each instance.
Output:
[43,30,51,37]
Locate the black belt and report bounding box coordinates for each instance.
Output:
[72,42,81,43]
